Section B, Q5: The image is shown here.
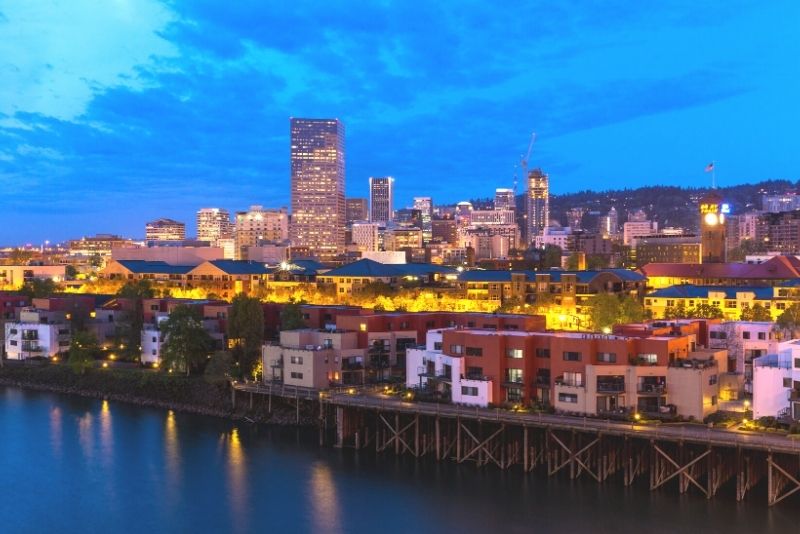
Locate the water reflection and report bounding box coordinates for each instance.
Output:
[164,410,181,504]
[226,427,248,532]
[309,461,342,534]
[77,411,94,461]
[49,406,62,459]
[99,400,113,466]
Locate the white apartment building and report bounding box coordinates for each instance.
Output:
[4,308,70,360]
[405,329,493,407]
[752,341,800,421]
[708,321,777,394]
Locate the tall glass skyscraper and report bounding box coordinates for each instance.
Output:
[413,196,433,244]
[369,176,394,224]
[290,118,345,260]
[526,168,549,244]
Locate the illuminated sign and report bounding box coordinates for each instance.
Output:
[721,203,731,214]
[699,203,719,215]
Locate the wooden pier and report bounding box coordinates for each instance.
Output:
[232,382,800,506]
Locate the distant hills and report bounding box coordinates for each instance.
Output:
[546,180,797,231]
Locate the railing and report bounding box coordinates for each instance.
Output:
[533,377,551,387]
[554,379,584,388]
[597,383,625,393]
[637,384,667,395]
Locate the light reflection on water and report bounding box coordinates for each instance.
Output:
[309,461,342,534]
[0,388,796,534]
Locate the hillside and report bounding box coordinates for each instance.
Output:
[546,180,797,231]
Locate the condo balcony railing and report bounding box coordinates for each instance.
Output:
[637,383,667,395]
[554,377,584,388]
[596,382,626,393]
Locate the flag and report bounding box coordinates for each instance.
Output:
[705,162,714,172]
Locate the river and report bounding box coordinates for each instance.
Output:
[0,387,796,533]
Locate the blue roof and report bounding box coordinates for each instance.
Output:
[322,258,403,277]
[116,260,193,275]
[394,263,458,276]
[648,285,775,301]
[206,260,271,275]
[289,259,325,274]
[458,268,645,284]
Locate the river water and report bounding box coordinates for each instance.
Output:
[0,387,796,533]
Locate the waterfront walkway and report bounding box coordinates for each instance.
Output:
[232,381,800,454]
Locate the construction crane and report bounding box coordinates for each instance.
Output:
[513,132,537,196]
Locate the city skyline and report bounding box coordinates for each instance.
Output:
[1,2,799,243]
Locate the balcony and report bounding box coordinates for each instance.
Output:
[788,389,800,402]
[342,361,364,371]
[554,377,584,388]
[637,383,667,395]
[502,378,525,388]
[463,373,492,382]
[596,380,625,393]
[533,376,551,387]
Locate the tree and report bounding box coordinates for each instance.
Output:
[587,255,610,270]
[566,253,581,270]
[776,303,800,338]
[159,305,214,376]
[205,351,234,383]
[228,294,265,375]
[740,303,771,322]
[540,245,563,269]
[116,280,155,358]
[664,300,687,319]
[280,301,306,331]
[68,330,98,375]
[588,293,621,331]
[116,280,155,299]
[19,278,57,298]
[688,303,724,319]
[619,295,646,324]
[65,265,78,279]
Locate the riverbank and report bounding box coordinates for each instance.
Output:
[0,364,315,425]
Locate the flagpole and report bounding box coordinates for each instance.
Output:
[712,160,716,189]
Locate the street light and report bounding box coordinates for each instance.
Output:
[634,413,641,422]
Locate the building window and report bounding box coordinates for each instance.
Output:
[777,303,786,310]
[558,393,578,404]
[433,342,442,351]
[742,331,750,340]
[290,356,304,365]
[711,395,717,406]
[708,374,718,385]
[359,323,367,332]
[465,347,483,357]
[450,344,463,355]
[563,351,581,362]
[794,358,800,369]
[506,369,523,383]
[638,353,658,364]
[535,348,550,358]
[290,372,304,379]
[666,300,675,307]
[597,352,616,363]
[461,386,479,396]
[758,332,766,340]
[783,377,792,388]
[506,348,523,359]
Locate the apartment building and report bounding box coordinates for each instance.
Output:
[708,321,777,393]
[405,325,723,419]
[262,329,366,388]
[752,341,800,421]
[4,308,70,360]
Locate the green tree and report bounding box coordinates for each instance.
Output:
[688,303,724,319]
[280,301,306,331]
[588,293,621,331]
[619,295,646,323]
[116,280,155,358]
[740,303,772,322]
[19,278,57,298]
[89,254,104,268]
[159,305,214,376]
[540,245,563,269]
[566,253,581,270]
[205,351,234,383]
[228,294,265,375]
[68,330,98,375]
[116,280,155,299]
[664,300,687,319]
[776,303,800,338]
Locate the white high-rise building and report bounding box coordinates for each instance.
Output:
[196,208,233,243]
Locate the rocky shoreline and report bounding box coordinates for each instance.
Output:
[0,367,316,426]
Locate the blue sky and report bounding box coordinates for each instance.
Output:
[0,1,798,244]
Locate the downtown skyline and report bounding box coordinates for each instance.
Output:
[1,1,799,243]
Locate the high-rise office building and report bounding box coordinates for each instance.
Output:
[369,176,394,224]
[145,218,185,242]
[413,197,433,243]
[196,208,233,243]
[346,198,368,223]
[290,118,346,260]
[235,205,289,259]
[598,207,619,238]
[526,168,549,243]
[494,188,515,211]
